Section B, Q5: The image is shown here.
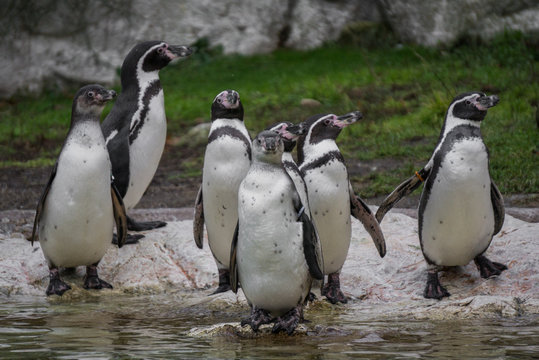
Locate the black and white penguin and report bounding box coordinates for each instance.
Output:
[229,130,323,335]
[375,92,506,299]
[101,41,192,240]
[193,90,251,293]
[297,112,386,304]
[31,85,127,296]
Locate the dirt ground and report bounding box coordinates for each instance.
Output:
[1,142,537,212]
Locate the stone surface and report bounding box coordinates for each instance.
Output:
[381,0,539,47]
[1,209,537,321]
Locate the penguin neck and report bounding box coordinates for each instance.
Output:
[301,139,339,165]
[282,151,295,164]
[253,154,283,169]
[67,116,105,146]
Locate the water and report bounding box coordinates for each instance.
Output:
[0,294,538,359]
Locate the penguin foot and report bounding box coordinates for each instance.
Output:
[84,265,113,290]
[423,271,450,300]
[305,292,317,304]
[112,233,145,245]
[321,273,348,304]
[211,269,231,294]
[474,255,508,279]
[272,306,303,335]
[46,268,71,296]
[127,216,167,232]
[241,307,273,332]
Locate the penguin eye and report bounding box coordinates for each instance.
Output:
[87,91,94,99]
[324,119,331,125]
[217,98,222,103]
[157,47,165,55]
[465,100,472,105]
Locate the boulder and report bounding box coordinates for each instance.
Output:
[0,209,537,321]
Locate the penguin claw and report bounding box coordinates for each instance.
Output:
[423,272,450,300]
[272,306,303,335]
[46,278,71,296]
[241,308,273,332]
[474,255,508,279]
[84,276,113,290]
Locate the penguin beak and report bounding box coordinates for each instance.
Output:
[226,91,239,105]
[475,95,499,111]
[263,136,278,152]
[334,111,363,128]
[286,123,306,137]
[167,45,193,59]
[103,90,116,101]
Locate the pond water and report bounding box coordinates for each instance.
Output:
[1,293,537,359]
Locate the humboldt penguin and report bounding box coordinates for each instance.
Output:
[101,41,192,241]
[375,92,506,299]
[297,112,386,304]
[230,130,323,335]
[193,90,251,293]
[31,84,127,296]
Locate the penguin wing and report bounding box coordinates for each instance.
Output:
[193,186,205,249]
[283,160,312,219]
[349,183,387,258]
[229,222,240,293]
[490,180,505,236]
[106,126,131,198]
[283,168,324,279]
[30,162,58,245]
[375,167,432,223]
[111,180,128,248]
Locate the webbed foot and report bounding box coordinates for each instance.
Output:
[127,216,167,232]
[474,255,508,279]
[272,306,303,335]
[211,269,231,294]
[83,265,113,290]
[112,233,145,245]
[241,307,273,332]
[46,268,71,296]
[423,271,450,299]
[321,273,348,304]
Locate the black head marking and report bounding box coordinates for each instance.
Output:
[266,121,301,152]
[211,90,244,121]
[451,92,499,122]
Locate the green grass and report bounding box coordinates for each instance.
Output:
[1,30,537,196]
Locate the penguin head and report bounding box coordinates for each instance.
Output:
[449,92,499,122]
[302,111,363,145]
[252,130,284,164]
[266,121,304,152]
[211,90,244,121]
[72,84,116,118]
[121,41,193,85]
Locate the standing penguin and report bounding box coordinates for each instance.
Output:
[31,85,127,296]
[101,41,192,240]
[230,130,323,335]
[193,90,251,293]
[297,112,386,304]
[375,92,506,300]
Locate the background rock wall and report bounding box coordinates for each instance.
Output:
[0,0,537,99]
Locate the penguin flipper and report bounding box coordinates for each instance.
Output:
[30,162,58,245]
[299,210,324,280]
[106,127,130,198]
[229,222,239,293]
[349,185,387,258]
[375,167,431,223]
[490,180,505,236]
[111,180,128,248]
[193,186,205,249]
[283,160,312,219]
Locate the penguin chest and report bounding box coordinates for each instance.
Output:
[303,161,351,274]
[124,90,166,209]
[237,170,310,316]
[202,137,251,266]
[39,141,113,267]
[421,139,494,266]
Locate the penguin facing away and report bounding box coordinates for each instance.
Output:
[297,112,386,304]
[229,130,323,335]
[375,92,506,299]
[193,90,251,294]
[31,85,127,296]
[101,41,193,241]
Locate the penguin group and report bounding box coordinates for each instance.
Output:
[29,40,507,335]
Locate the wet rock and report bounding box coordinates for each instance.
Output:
[0,210,537,321]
